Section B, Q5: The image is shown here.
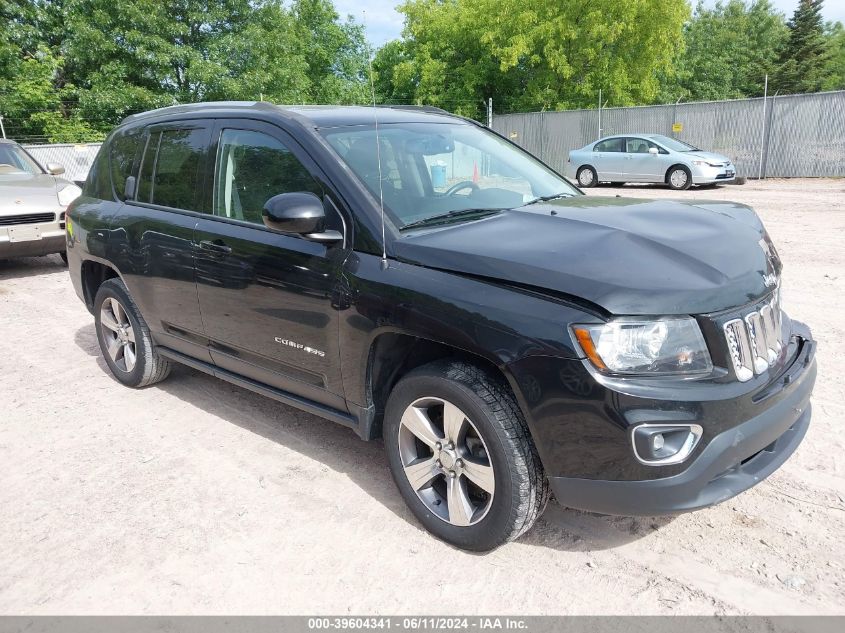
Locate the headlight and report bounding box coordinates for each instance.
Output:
[572,318,713,376]
[57,184,82,207]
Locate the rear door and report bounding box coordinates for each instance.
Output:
[109,120,212,361]
[591,138,625,180]
[194,119,349,411]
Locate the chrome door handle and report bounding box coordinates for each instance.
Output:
[199,240,232,255]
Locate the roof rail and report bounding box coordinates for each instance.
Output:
[382,104,451,115]
[120,101,276,125]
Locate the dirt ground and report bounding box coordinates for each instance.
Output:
[0,178,843,615]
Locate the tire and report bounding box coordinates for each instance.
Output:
[667,165,692,190]
[383,360,549,551]
[576,166,598,188]
[93,278,171,388]
[59,251,68,265]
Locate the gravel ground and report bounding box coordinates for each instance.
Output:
[0,178,843,615]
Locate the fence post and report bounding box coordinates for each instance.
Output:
[672,98,682,137]
[598,89,602,138]
[761,91,778,179]
[757,75,768,180]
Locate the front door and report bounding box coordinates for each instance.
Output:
[194,120,349,411]
[623,137,667,183]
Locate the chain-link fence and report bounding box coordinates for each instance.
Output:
[23,142,102,184]
[492,90,845,178]
[12,90,845,183]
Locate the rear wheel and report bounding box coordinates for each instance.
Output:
[576,166,598,188]
[94,278,171,388]
[59,251,68,265]
[384,360,549,551]
[667,165,692,190]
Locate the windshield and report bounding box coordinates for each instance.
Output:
[650,135,700,152]
[321,122,578,229]
[0,144,42,175]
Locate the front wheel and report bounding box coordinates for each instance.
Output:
[384,360,549,551]
[667,165,692,190]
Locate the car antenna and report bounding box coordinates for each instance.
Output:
[364,10,388,269]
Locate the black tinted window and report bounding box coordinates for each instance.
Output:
[214,129,321,225]
[137,126,209,211]
[594,138,624,152]
[83,143,111,199]
[110,128,143,200]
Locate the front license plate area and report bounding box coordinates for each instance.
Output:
[8,226,41,242]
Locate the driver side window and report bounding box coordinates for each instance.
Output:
[625,138,660,154]
[213,129,322,225]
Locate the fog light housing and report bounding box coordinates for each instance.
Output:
[631,424,703,466]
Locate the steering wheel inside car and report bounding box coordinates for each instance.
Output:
[444,180,479,196]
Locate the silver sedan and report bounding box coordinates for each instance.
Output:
[565,134,735,190]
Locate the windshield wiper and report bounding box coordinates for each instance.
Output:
[400,208,500,231]
[523,192,575,206]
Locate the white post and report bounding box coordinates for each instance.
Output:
[487,97,493,128]
[758,74,768,180]
[598,89,602,138]
[0,115,5,139]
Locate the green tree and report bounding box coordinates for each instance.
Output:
[293,0,369,104]
[822,20,845,90]
[660,1,787,101]
[774,0,830,93]
[375,0,689,118]
[1,0,370,142]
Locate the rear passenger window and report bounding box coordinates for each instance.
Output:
[213,129,321,225]
[137,126,209,211]
[109,128,143,200]
[594,138,624,152]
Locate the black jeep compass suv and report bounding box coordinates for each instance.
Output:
[66,102,816,551]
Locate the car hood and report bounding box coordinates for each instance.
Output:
[394,196,781,316]
[0,172,61,216]
[685,150,731,163]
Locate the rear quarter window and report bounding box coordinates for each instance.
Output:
[110,127,144,200]
[82,143,112,199]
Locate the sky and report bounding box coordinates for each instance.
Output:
[333,0,845,48]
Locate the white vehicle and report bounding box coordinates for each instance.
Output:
[0,138,81,261]
[566,134,736,190]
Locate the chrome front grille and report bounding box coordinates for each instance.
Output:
[723,291,784,382]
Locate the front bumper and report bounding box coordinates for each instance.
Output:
[692,163,736,184]
[548,358,813,515]
[507,323,816,516]
[0,225,65,258]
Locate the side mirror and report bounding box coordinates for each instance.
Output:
[263,192,326,235]
[648,147,659,155]
[46,162,65,175]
